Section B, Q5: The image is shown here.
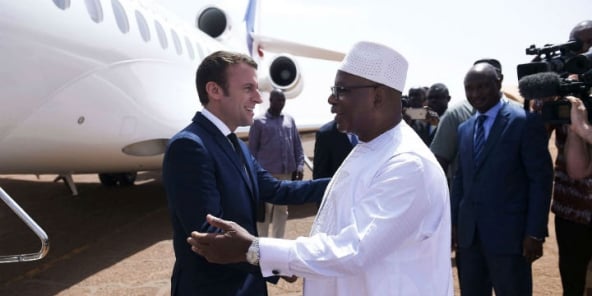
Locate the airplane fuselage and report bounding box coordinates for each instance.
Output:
[0,0,227,174]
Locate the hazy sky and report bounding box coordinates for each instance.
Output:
[155,0,592,125]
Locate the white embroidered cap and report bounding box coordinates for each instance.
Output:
[338,41,408,92]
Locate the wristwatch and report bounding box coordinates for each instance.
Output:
[246,238,260,266]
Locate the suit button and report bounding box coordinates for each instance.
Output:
[272,269,280,275]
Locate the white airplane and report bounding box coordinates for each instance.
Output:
[0,0,344,194]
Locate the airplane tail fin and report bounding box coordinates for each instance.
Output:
[243,0,258,57]
[242,0,343,61]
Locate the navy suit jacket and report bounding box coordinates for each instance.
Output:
[313,120,354,179]
[451,102,553,255]
[162,112,329,296]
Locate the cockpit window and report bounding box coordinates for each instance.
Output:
[52,0,70,9]
[84,0,103,23]
[111,0,129,33]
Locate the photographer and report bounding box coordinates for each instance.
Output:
[403,86,442,145]
[564,96,592,178]
[544,20,592,296]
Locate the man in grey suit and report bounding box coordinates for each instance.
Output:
[451,63,554,295]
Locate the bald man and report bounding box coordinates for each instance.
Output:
[451,63,553,295]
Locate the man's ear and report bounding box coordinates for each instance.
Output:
[206,81,222,101]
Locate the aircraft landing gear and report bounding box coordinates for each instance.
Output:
[54,174,78,196]
[98,172,137,187]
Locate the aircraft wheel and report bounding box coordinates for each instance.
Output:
[118,172,137,186]
[98,172,137,187]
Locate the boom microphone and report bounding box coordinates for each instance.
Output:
[518,72,561,100]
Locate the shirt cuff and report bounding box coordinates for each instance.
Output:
[259,237,294,277]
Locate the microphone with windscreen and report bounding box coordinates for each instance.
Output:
[518,72,591,124]
[518,72,561,100]
[519,72,571,124]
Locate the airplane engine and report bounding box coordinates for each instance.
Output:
[196,6,231,39]
[259,55,303,99]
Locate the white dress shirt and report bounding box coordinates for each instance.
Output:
[259,121,453,295]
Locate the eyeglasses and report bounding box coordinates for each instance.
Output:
[330,84,380,98]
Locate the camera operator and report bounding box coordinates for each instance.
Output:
[546,20,592,296]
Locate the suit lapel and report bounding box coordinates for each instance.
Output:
[195,113,256,200]
[474,103,510,171]
[235,140,256,196]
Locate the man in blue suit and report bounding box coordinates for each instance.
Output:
[162,51,329,296]
[451,63,553,295]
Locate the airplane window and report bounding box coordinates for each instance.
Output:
[84,0,103,23]
[135,10,150,42]
[171,30,183,55]
[185,36,195,60]
[111,0,129,33]
[195,42,204,61]
[154,21,168,49]
[52,0,70,9]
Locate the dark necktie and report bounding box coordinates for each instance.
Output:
[228,133,257,210]
[227,133,246,166]
[473,115,487,166]
[228,133,253,181]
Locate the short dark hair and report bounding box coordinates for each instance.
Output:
[269,88,285,100]
[195,51,258,105]
[428,83,449,97]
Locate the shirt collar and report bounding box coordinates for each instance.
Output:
[201,108,232,136]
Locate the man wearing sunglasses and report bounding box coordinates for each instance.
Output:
[187,41,453,295]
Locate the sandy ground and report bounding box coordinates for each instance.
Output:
[0,134,589,295]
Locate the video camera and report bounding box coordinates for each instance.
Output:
[517,40,592,124]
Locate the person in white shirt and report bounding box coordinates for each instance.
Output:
[187,41,453,296]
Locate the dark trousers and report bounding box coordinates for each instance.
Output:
[457,237,532,296]
[555,215,592,296]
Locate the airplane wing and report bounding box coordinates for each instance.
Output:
[252,33,345,61]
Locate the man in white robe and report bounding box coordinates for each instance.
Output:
[188,41,454,296]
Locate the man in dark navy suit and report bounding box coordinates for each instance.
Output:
[451,63,553,295]
[313,119,355,180]
[162,51,328,296]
